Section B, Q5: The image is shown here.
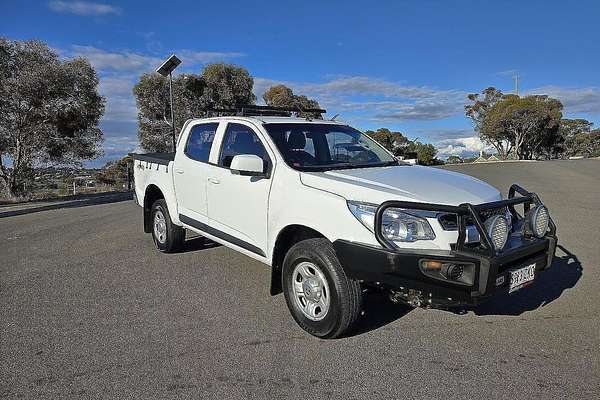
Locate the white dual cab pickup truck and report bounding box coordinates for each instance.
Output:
[132,107,557,338]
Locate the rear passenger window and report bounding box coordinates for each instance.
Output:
[185,123,218,162]
[218,123,269,169]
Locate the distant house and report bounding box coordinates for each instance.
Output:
[473,150,501,163]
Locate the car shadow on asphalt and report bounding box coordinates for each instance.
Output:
[346,245,582,337]
[471,245,582,316]
[348,292,413,337]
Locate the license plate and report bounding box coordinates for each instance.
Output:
[509,264,536,293]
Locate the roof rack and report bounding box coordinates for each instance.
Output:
[199,105,327,118]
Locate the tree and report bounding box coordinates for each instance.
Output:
[95,155,132,187]
[0,38,105,199]
[483,95,562,159]
[446,155,463,164]
[407,141,438,165]
[202,63,255,109]
[364,128,409,156]
[591,130,600,157]
[262,84,322,118]
[465,87,510,158]
[564,128,600,158]
[133,73,206,152]
[559,118,594,158]
[133,63,255,152]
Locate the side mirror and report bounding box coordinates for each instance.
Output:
[230,154,266,176]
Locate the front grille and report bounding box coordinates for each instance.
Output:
[438,213,458,230]
[438,207,510,230]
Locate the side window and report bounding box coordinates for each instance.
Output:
[184,123,218,162]
[218,123,269,169]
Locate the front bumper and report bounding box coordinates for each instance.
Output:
[334,235,557,307]
[334,184,558,308]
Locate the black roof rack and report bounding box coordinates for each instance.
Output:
[199,105,327,118]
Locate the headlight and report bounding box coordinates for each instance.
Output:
[347,201,436,242]
[528,205,550,238]
[483,214,509,251]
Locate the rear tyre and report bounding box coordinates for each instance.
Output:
[151,199,185,253]
[282,238,362,338]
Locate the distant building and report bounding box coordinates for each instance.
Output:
[473,150,501,163]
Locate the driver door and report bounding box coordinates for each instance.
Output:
[205,122,274,257]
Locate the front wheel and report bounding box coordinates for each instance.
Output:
[151,199,185,253]
[282,238,362,338]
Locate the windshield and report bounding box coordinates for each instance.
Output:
[263,123,397,171]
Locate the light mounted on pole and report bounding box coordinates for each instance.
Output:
[156,54,182,151]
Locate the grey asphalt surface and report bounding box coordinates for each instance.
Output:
[1,159,599,399]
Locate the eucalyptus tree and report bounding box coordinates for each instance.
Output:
[133,63,256,152]
[262,84,322,118]
[0,38,105,198]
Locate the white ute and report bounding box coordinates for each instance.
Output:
[132,106,557,338]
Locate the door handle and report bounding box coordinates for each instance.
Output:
[175,168,184,174]
[208,178,220,184]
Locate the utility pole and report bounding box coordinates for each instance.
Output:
[513,74,520,96]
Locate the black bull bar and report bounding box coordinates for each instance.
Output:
[374,184,557,256]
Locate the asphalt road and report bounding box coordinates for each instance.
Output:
[1,159,599,399]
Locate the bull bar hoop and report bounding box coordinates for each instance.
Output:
[374,184,557,257]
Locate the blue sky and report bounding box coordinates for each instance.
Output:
[1,0,599,165]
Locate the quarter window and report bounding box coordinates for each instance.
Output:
[218,123,269,170]
[185,123,218,162]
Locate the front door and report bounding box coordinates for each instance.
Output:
[206,122,273,257]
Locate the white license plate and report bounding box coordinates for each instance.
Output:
[509,264,536,293]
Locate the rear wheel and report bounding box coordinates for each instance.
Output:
[151,199,185,253]
[282,238,362,338]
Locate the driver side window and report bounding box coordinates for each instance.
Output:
[218,123,269,170]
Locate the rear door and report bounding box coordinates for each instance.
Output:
[205,121,274,257]
[172,122,221,224]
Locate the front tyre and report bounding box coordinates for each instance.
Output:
[282,238,362,338]
[151,199,185,253]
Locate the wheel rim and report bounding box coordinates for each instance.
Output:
[291,261,330,321]
[153,209,167,244]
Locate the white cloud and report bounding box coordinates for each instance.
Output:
[97,76,138,122]
[416,128,475,140]
[61,46,245,123]
[48,1,121,16]
[530,86,600,115]
[102,135,139,152]
[99,76,134,95]
[68,46,245,73]
[435,137,494,159]
[254,76,466,121]
[69,45,160,72]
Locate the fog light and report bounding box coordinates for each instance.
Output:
[443,264,464,280]
[528,205,549,238]
[419,260,475,285]
[484,215,509,251]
